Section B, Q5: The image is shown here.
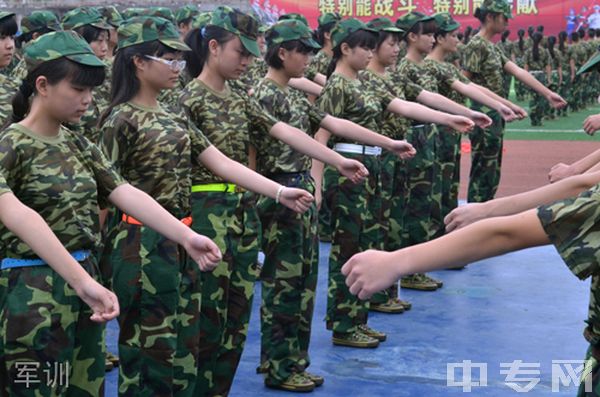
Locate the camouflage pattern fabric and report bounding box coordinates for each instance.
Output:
[179,78,277,185]
[306,50,331,81]
[462,34,510,97]
[528,71,547,126]
[393,57,437,92]
[0,74,17,126]
[116,16,190,52]
[209,6,261,57]
[317,72,390,334]
[252,77,322,384]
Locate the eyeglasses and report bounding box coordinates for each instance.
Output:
[144,55,186,72]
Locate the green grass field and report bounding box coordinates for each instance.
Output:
[501,84,600,141]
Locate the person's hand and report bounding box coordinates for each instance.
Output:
[279,187,314,214]
[341,250,399,300]
[498,104,517,122]
[546,92,567,109]
[583,114,600,135]
[510,104,528,119]
[387,139,416,160]
[184,233,222,271]
[548,162,575,183]
[336,158,369,184]
[75,280,120,323]
[444,202,489,232]
[448,115,475,133]
[470,111,493,128]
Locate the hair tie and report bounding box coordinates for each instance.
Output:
[200,26,207,37]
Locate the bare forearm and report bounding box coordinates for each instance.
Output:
[390,98,454,125]
[571,149,600,174]
[289,77,323,96]
[455,81,504,111]
[417,90,472,117]
[506,61,552,97]
[320,117,393,148]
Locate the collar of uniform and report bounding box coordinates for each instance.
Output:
[264,77,289,93]
[127,101,165,114]
[196,78,232,99]
[12,123,66,144]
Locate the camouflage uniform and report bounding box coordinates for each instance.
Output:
[252,77,322,385]
[317,70,390,337]
[524,46,550,126]
[512,39,529,101]
[558,48,571,117]
[496,39,513,96]
[179,74,277,395]
[306,50,331,81]
[0,74,17,126]
[422,57,468,238]
[570,42,588,112]
[462,34,509,203]
[546,50,563,120]
[0,124,125,397]
[537,183,600,396]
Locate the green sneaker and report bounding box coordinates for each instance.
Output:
[370,299,405,314]
[302,371,324,387]
[357,324,387,342]
[421,273,443,288]
[265,372,315,392]
[332,331,379,348]
[394,297,412,310]
[106,352,119,367]
[401,274,438,291]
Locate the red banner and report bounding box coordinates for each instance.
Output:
[249,0,600,38]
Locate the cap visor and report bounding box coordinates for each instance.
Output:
[160,39,192,52]
[66,53,106,67]
[301,37,322,49]
[383,26,403,33]
[446,22,461,31]
[578,53,600,75]
[91,21,112,30]
[240,35,261,57]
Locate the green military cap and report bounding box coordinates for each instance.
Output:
[266,20,321,49]
[24,30,105,70]
[330,18,375,49]
[143,7,175,23]
[318,12,341,27]
[433,12,461,32]
[210,6,261,57]
[175,5,199,24]
[278,13,309,27]
[258,24,270,34]
[191,12,212,30]
[97,6,123,28]
[396,11,435,33]
[478,0,513,19]
[62,6,111,31]
[577,47,600,75]
[117,16,190,52]
[21,11,60,34]
[0,12,14,21]
[122,8,144,20]
[367,17,403,33]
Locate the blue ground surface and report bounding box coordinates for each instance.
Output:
[105,241,589,396]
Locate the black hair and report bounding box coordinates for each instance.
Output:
[457,32,464,41]
[547,35,556,60]
[537,25,544,32]
[264,39,314,69]
[326,29,377,78]
[403,13,437,43]
[532,31,542,62]
[17,27,53,47]
[74,25,108,44]
[315,21,336,47]
[501,29,510,42]
[518,29,525,52]
[99,40,175,126]
[183,25,237,80]
[571,31,580,42]
[376,30,400,50]
[10,57,105,125]
[578,29,586,39]
[527,25,534,35]
[558,31,567,53]
[178,18,194,29]
[0,15,17,38]
[474,8,502,24]
[463,26,472,44]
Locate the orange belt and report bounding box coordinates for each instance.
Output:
[122,214,193,227]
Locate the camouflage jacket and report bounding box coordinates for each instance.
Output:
[100,101,210,217]
[496,40,513,58]
[0,74,17,127]
[0,123,125,258]
[316,72,394,145]
[306,50,331,80]
[180,78,278,184]
[252,77,325,175]
[462,34,510,97]
[422,58,469,104]
[393,58,437,92]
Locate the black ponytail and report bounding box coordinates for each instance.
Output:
[518,29,525,52]
[547,35,556,60]
[183,25,236,79]
[8,57,104,126]
[532,32,542,62]
[558,31,567,53]
[315,21,336,47]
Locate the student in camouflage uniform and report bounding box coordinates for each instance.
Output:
[394,11,491,290]
[557,31,571,117]
[175,5,199,40]
[496,30,513,96]
[361,16,477,308]
[253,19,415,390]
[524,32,552,126]
[462,0,566,204]
[0,12,18,125]
[570,32,587,112]
[512,29,529,101]
[179,7,317,396]
[341,160,600,397]
[0,30,220,397]
[545,35,563,120]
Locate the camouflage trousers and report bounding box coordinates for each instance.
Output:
[101,221,200,397]
[432,125,461,240]
[502,74,512,100]
[571,76,584,112]
[324,151,383,333]
[467,107,505,203]
[515,60,529,101]
[0,258,105,396]
[529,71,547,126]
[578,343,600,396]
[257,172,318,384]
[371,151,407,304]
[558,71,570,117]
[402,124,437,247]
[318,191,332,241]
[191,191,260,396]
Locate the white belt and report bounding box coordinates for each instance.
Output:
[333,143,382,156]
